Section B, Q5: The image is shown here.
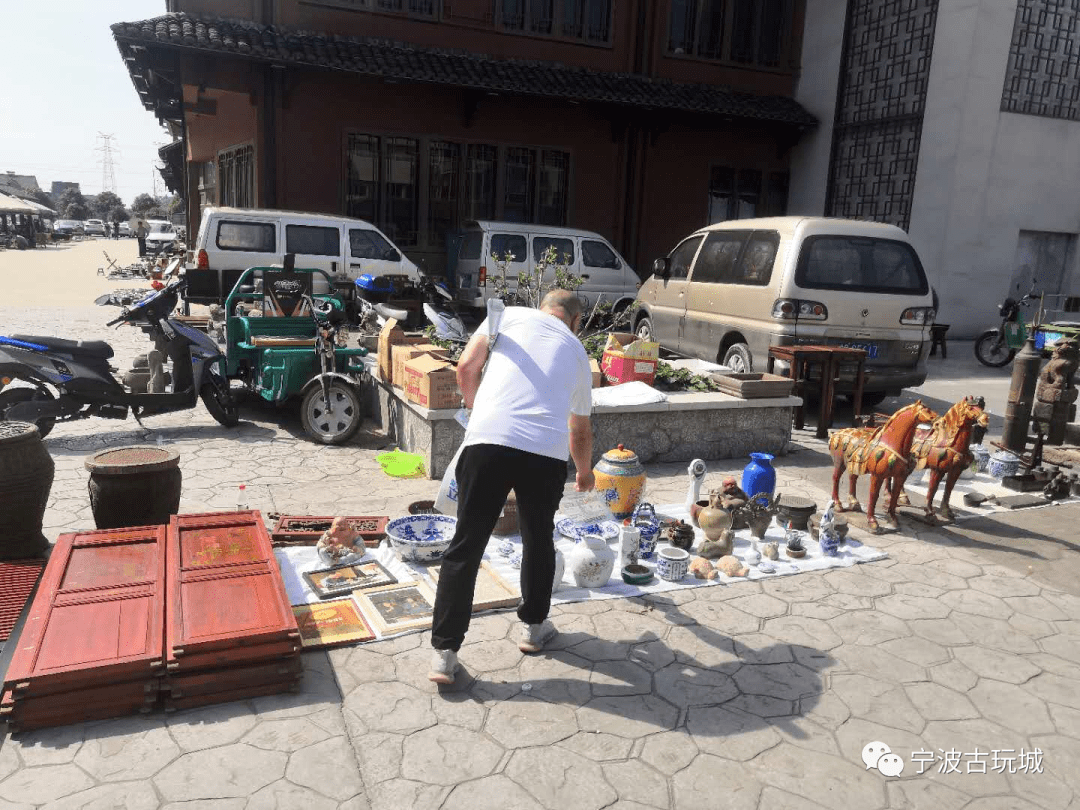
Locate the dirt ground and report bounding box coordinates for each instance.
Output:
[0,237,152,308]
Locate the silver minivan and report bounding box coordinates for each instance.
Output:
[635,217,936,402]
[454,221,640,311]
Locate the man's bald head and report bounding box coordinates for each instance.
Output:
[540,290,583,328]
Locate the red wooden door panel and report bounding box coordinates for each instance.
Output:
[167,511,298,663]
[3,526,166,694]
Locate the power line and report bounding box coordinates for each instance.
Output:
[94,133,119,194]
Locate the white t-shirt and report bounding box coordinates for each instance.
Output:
[464,307,592,461]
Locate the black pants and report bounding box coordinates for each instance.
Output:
[137,237,146,256]
[431,444,567,651]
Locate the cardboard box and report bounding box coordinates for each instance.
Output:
[392,343,447,389]
[377,319,410,383]
[403,354,463,410]
[590,358,602,388]
[600,332,660,386]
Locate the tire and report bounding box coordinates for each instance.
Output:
[200,370,239,427]
[301,381,362,445]
[974,330,1015,367]
[859,391,890,409]
[0,387,56,438]
[635,316,653,343]
[723,343,753,373]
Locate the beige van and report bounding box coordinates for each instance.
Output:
[634,217,936,402]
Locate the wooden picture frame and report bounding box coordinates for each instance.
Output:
[353,580,437,635]
[430,561,519,612]
[303,560,396,599]
[292,599,375,649]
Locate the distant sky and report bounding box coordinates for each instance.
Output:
[1,1,170,205]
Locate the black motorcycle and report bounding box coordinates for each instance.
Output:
[0,277,238,438]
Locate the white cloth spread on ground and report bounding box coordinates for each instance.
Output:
[274,503,887,641]
[463,306,591,462]
[902,466,1078,520]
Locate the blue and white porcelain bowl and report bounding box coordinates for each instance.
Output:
[556,519,620,543]
[386,514,457,562]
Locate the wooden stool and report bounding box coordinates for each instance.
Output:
[930,324,950,358]
[767,345,868,439]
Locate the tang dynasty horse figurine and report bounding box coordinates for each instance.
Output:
[896,396,989,522]
[829,400,938,532]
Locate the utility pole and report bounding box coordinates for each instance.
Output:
[95,133,119,194]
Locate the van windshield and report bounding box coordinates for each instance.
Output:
[796,236,929,295]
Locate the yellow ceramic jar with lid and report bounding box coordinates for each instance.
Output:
[592,444,647,519]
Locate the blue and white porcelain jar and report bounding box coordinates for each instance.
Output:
[988,450,1020,479]
[656,546,689,581]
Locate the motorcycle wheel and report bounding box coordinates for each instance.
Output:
[0,387,56,438]
[301,381,362,445]
[974,330,1016,367]
[200,373,240,427]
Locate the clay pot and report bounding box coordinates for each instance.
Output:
[0,421,53,559]
[689,499,710,528]
[696,493,733,541]
[621,563,653,585]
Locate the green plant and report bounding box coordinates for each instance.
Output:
[652,361,723,393]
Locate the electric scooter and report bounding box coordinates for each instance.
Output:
[974,280,1080,367]
[0,277,238,438]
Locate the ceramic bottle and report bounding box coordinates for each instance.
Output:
[742,453,776,504]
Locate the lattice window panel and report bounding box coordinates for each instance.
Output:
[827,0,940,230]
[1002,0,1080,120]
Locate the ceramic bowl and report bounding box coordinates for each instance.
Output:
[386,514,457,562]
[621,563,654,585]
[656,546,690,582]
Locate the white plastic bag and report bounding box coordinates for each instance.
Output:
[434,442,465,516]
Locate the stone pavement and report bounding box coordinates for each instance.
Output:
[1,276,1079,807]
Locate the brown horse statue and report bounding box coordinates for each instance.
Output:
[894,396,989,522]
[829,400,938,532]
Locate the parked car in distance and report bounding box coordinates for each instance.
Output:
[144,220,178,254]
[185,207,421,306]
[634,216,937,404]
[84,219,106,236]
[118,222,131,237]
[53,220,82,237]
[453,221,640,312]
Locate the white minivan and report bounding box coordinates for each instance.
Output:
[635,217,937,403]
[454,221,640,311]
[186,207,420,305]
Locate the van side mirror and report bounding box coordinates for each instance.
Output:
[384,248,402,263]
[652,257,670,279]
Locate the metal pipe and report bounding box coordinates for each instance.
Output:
[1001,335,1042,452]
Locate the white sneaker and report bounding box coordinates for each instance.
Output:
[428,649,459,685]
[518,620,557,653]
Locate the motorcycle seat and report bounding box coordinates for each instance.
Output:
[11,335,114,359]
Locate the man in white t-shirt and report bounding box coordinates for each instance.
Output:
[429,290,594,684]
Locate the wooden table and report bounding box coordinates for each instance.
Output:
[767,345,867,439]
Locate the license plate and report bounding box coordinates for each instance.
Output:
[838,342,879,359]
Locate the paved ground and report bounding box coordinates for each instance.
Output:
[1,240,1078,809]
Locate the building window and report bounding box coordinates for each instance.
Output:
[346,134,570,252]
[708,166,788,223]
[217,145,254,208]
[498,0,611,43]
[1002,0,1080,121]
[668,0,791,68]
[313,0,437,17]
[345,134,420,246]
[197,160,217,208]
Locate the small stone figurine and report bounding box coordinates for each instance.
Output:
[316,516,362,563]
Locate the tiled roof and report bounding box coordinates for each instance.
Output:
[112,13,817,127]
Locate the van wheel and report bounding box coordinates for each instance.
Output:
[723,343,753,373]
[635,317,653,342]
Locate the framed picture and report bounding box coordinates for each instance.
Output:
[353,580,437,634]
[292,599,375,649]
[430,562,519,612]
[303,560,396,599]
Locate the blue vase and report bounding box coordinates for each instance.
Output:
[742,453,776,504]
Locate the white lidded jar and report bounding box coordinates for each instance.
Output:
[567,533,616,588]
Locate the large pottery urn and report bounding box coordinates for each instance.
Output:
[593,444,646,520]
[697,492,733,541]
[86,446,182,530]
[0,421,54,559]
[742,453,776,504]
[567,533,616,588]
